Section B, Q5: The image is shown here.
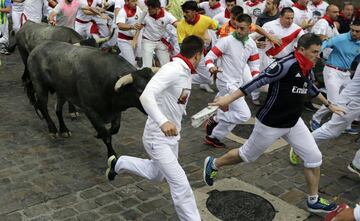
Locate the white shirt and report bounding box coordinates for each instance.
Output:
[53,0,81,28]
[140,57,193,140]
[199,2,224,18]
[205,34,260,84]
[213,9,230,26]
[278,0,293,11]
[311,18,339,38]
[220,0,244,8]
[341,64,360,103]
[251,18,304,58]
[355,204,360,221]
[142,9,176,41]
[23,0,44,23]
[308,0,328,18]
[76,0,102,21]
[116,6,142,37]
[244,0,265,23]
[114,0,125,9]
[12,2,25,12]
[292,5,312,30]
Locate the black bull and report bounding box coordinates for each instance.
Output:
[27,41,154,157]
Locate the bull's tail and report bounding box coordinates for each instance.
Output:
[24,79,43,120]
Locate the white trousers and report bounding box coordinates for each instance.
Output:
[115,136,201,221]
[211,80,251,140]
[75,21,92,39]
[0,21,9,46]
[12,11,22,33]
[313,66,351,123]
[239,118,322,168]
[117,38,137,66]
[141,38,170,68]
[312,96,360,144]
[192,56,213,85]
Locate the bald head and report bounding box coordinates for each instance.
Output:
[326,4,340,20]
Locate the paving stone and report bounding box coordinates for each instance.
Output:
[52,208,78,220]
[80,188,103,200]
[77,212,101,221]
[23,204,50,218]
[267,185,285,196]
[94,194,119,206]
[121,209,142,220]
[119,197,140,208]
[98,203,123,215]
[30,216,52,221]
[74,201,98,212]
[0,212,23,221]
[99,215,124,221]
[96,183,114,193]
[143,211,167,221]
[115,185,143,198]
[137,198,169,213]
[161,205,177,216]
[280,189,306,205]
[48,194,78,209]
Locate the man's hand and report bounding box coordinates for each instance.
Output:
[209,66,222,78]
[133,23,143,30]
[334,207,355,221]
[301,19,315,29]
[328,103,346,116]
[268,36,282,47]
[209,96,231,111]
[160,121,178,136]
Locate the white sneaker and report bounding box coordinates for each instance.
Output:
[199,84,214,93]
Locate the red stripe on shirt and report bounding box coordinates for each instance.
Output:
[266,28,302,57]
[211,47,223,57]
[205,60,214,65]
[248,53,260,61]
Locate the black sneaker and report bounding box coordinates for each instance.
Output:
[204,136,225,148]
[205,116,218,136]
[105,155,117,181]
[304,102,319,112]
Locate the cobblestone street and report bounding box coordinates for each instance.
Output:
[0,50,359,221]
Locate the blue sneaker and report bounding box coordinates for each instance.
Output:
[105,155,117,181]
[309,120,321,131]
[343,128,359,135]
[307,197,338,213]
[203,156,217,186]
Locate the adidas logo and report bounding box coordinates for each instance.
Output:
[295,73,301,77]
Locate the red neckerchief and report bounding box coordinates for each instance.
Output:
[312,0,322,7]
[172,53,196,74]
[150,8,165,19]
[294,50,314,77]
[186,14,200,25]
[224,8,230,18]
[87,0,93,6]
[292,2,307,11]
[124,4,136,17]
[246,0,262,7]
[210,2,221,9]
[322,15,334,27]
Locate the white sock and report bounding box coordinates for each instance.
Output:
[308,195,319,205]
[211,158,218,170]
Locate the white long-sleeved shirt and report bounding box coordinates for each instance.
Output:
[311,18,339,38]
[205,33,260,85]
[23,0,45,23]
[243,0,265,23]
[213,9,230,26]
[308,0,328,17]
[142,9,177,41]
[292,5,312,30]
[116,6,142,38]
[140,57,193,140]
[199,2,224,18]
[76,0,102,21]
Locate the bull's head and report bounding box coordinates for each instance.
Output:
[114,67,155,94]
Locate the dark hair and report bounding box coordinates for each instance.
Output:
[180,35,204,58]
[235,13,252,24]
[272,0,280,7]
[342,1,353,9]
[352,18,360,26]
[146,0,161,8]
[297,33,322,49]
[225,0,236,3]
[280,7,294,16]
[181,1,198,12]
[231,5,244,16]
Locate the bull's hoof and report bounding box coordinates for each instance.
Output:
[69,112,80,120]
[60,131,72,138]
[49,133,58,139]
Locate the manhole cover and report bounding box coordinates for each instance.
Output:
[206,190,276,221]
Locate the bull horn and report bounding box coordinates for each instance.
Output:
[73,43,81,46]
[114,74,133,91]
[150,67,160,73]
[95,28,116,44]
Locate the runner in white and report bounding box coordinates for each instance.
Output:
[213,0,236,26]
[199,0,224,18]
[243,0,265,23]
[106,35,204,221]
[11,0,25,32]
[204,14,260,148]
[75,0,104,38]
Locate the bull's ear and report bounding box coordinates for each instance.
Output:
[114,74,134,92]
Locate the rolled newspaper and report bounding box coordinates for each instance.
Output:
[191,106,218,128]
